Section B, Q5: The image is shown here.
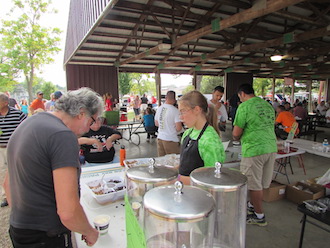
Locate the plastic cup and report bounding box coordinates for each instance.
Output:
[93,214,110,235]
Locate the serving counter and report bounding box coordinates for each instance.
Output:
[75,163,126,248]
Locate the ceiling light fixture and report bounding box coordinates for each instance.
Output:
[270,55,283,62]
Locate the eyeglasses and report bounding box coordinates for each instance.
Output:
[90,116,96,126]
[179,108,192,116]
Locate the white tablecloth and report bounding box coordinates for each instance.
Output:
[75,163,126,248]
[292,139,330,158]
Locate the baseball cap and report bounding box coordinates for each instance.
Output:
[54,91,63,99]
[37,91,43,95]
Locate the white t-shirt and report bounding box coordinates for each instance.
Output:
[155,103,181,142]
[208,100,228,123]
[326,109,330,123]
[316,104,327,116]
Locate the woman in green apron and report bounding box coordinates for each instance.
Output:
[178,90,225,185]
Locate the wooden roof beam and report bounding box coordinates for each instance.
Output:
[115,0,155,62]
[173,0,306,48]
[171,25,330,71]
[193,45,330,72]
[120,43,171,66]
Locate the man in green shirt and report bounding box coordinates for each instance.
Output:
[233,84,277,226]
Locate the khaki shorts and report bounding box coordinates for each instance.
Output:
[240,153,276,191]
[157,139,180,157]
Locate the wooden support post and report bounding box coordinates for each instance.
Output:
[155,71,161,106]
[272,76,276,102]
[291,78,295,106]
[307,80,312,113]
[192,72,197,89]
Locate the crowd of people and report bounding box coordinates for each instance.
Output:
[1,85,330,247]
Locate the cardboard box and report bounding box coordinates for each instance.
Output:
[286,182,325,204]
[306,177,321,186]
[263,181,286,202]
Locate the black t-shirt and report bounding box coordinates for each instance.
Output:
[141,96,148,104]
[81,125,121,163]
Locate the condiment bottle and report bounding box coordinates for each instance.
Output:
[120,145,126,166]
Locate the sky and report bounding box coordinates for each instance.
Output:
[0,0,192,88]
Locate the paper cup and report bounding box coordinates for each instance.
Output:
[132,202,141,217]
[93,214,110,235]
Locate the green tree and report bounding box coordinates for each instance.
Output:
[118,73,132,96]
[0,43,20,91]
[0,0,61,103]
[200,76,224,94]
[253,78,271,97]
[40,81,56,100]
[130,73,156,96]
[182,85,195,94]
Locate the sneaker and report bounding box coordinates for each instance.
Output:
[246,213,267,226]
[0,198,8,208]
[146,138,150,142]
[247,204,255,214]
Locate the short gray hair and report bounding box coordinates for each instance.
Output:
[0,92,9,103]
[54,87,104,117]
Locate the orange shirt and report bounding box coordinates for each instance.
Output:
[30,99,45,111]
[276,111,299,134]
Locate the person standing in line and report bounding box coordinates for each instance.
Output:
[140,94,149,117]
[19,99,29,115]
[5,92,21,110]
[45,93,56,111]
[178,90,225,185]
[4,88,102,247]
[151,95,157,108]
[228,93,240,126]
[155,90,183,156]
[208,86,228,132]
[133,95,141,120]
[0,93,27,208]
[232,84,277,226]
[272,98,280,110]
[29,91,45,114]
[104,92,113,111]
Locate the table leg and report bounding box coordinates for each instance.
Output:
[299,214,306,248]
[297,154,306,175]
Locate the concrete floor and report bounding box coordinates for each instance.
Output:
[118,123,330,248]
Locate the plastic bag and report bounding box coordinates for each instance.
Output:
[316,169,330,185]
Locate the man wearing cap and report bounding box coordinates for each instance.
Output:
[0,93,27,207]
[45,91,63,112]
[29,91,45,114]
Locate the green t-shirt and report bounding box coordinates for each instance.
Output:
[181,125,225,167]
[234,97,277,157]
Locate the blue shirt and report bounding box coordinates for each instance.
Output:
[143,114,155,127]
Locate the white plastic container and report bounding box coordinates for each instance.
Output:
[85,175,126,204]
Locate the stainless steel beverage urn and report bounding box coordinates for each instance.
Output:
[143,181,216,248]
[190,162,248,248]
[126,159,178,223]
